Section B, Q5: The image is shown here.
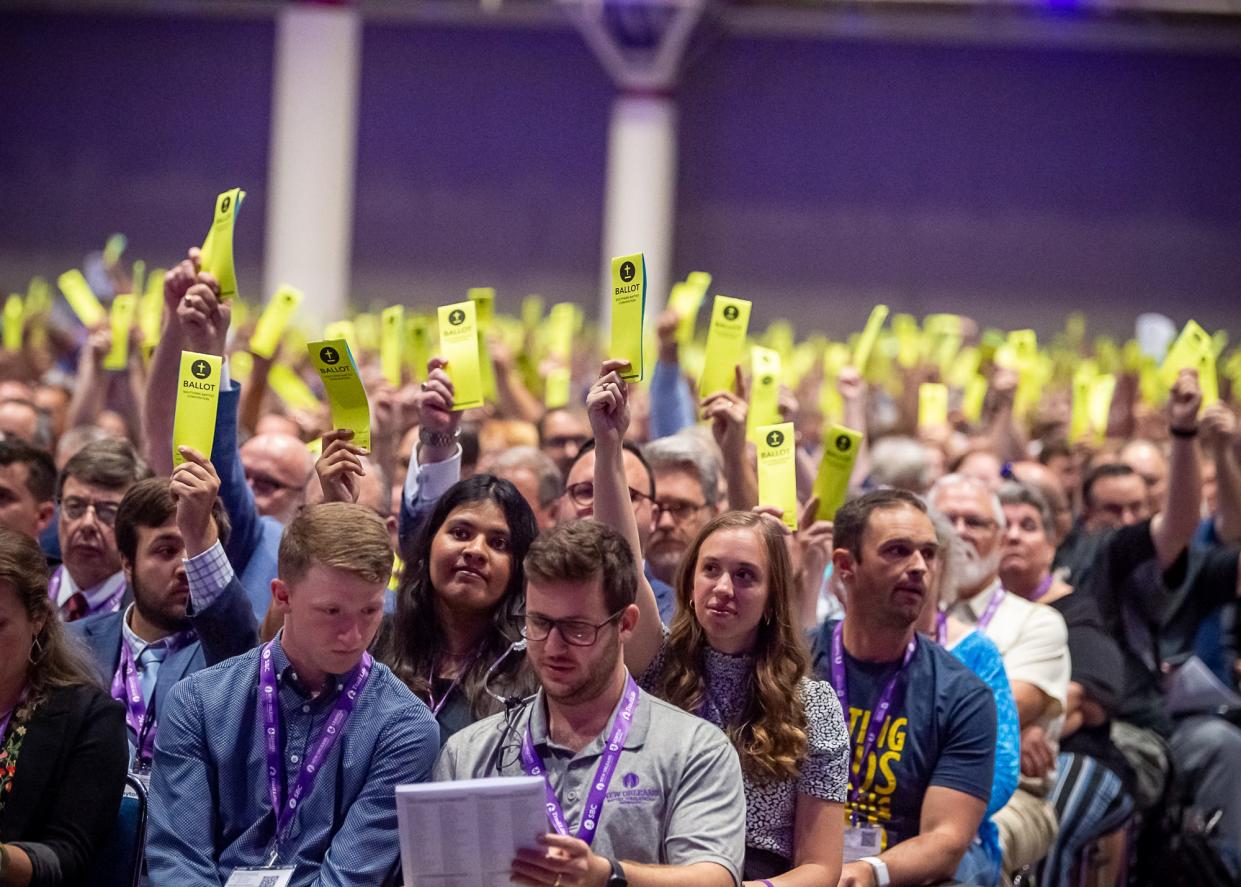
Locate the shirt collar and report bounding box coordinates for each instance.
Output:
[958,578,1004,621]
[121,603,194,660]
[57,566,127,610]
[527,671,649,756]
[269,631,357,702]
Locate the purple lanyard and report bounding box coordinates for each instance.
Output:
[974,587,1006,634]
[828,623,916,813]
[935,611,948,646]
[259,640,372,845]
[1026,574,1055,602]
[427,651,479,717]
[520,675,640,846]
[110,631,194,768]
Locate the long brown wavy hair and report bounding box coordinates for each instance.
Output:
[0,527,100,694]
[658,511,809,783]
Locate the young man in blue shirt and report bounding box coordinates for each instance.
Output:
[146,502,439,886]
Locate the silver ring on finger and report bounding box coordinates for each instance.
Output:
[554,877,562,887]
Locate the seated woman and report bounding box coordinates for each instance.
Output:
[587,359,848,886]
[0,526,127,886]
[997,482,1134,887]
[384,473,540,741]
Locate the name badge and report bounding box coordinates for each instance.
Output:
[842,824,884,863]
[225,867,295,887]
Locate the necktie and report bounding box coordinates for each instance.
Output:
[62,592,88,622]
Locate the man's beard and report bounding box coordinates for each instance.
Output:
[645,535,685,586]
[542,641,622,707]
[955,544,1002,598]
[133,577,192,634]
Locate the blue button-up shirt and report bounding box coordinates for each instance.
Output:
[146,633,439,886]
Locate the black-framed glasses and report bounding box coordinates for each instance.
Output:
[518,609,625,646]
[563,481,650,509]
[654,498,708,522]
[58,496,121,527]
[245,470,302,498]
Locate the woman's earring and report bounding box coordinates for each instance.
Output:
[28,634,45,665]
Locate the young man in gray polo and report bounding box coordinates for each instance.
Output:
[435,519,746,887]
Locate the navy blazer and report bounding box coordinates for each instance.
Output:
[69,574,260,728]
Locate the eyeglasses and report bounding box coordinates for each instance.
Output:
[518,609,625,646]
[654,498,708,523]
[58,496,121,526]
[942,512,998,533]
[245,470,302,498]
[563,481,651,509]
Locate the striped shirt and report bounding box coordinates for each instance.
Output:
[146,633,439,886]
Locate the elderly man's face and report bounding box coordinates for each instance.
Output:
[240,434,312,524]
[647,468,714,586]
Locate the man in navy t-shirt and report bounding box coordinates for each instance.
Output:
[811,489,997,887]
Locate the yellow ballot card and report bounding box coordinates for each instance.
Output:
[58,269,107,328]
[609,253,646,382]
[1087,374,1117,443]
[699,296,752,398]
[437,301,484,411]
[893,314,921,369]
[747,346,782,440]
[131,260,145,303]
[268,364,321,412]
[1162,320,1217,411]
[1069,363,1096,443]
[521,295,544,331]
[172,352,223,467]
[756,422,799,531]
[381,306,405,387]
[405,315,433,379]
[814,424,863,522]
[103,294,137,371]
[103,233,127,268]
[918,383,949,430]
[469,288,498,400]
[230,350,253,382]
[307,339,371,451]
[545,367,571,410]
[250,286,303,359]
[962,374,988,425]
[854,305,889,374]
[4,296,23,353]
[139,270,165,350]
[198,188,246,301]
[547,303,576,362]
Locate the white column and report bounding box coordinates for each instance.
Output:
[263,5,361,329]
[599,94,678,330]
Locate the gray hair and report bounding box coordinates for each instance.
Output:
[928,472,1006,530]
[928,509,968,606]
[643,434,721,508]
[997,481,1055,542]
[869,435,933,493]
[490,446,563,508]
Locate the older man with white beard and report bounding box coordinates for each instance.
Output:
[930,474,1071,878]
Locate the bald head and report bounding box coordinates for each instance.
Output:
[241,433,315,524]
[1120,439,1167,516]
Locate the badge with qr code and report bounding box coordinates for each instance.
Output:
[225,868,294,887]
[842,823,884,862]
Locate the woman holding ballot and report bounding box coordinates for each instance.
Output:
[587,358,849,887]
[385,357,540,740]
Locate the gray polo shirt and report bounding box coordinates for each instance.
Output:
[434,682,746,884]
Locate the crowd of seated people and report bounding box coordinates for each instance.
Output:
[0,242,1238,887]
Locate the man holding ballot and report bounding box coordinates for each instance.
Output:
[435,518,747,887]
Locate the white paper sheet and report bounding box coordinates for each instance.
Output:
[396,776,549,887]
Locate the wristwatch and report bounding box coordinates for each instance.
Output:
[605,858,627,887]
[860,856,889,887]
[419,427,461,449]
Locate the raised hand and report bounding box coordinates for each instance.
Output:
[177,272,230,356]
[1167,368,1203,433]
[701,364,748,456]
[170,446,222,557]
[315,428,367,504]
[586,359,632,448]
[415,356,460,436]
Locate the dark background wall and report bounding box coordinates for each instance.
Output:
[2,6,1239,338]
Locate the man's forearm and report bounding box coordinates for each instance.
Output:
[722,443,758,511]
[622,860,736,887]
[1153,435,1202,569]
[865,831,969,886]
[142,320,184,476]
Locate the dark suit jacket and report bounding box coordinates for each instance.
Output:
[0,683,127,886]
[69,574,260,735]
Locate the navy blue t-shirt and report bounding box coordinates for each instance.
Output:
[810,621,996,849]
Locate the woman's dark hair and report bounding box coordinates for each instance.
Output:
[386,474,539,718]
